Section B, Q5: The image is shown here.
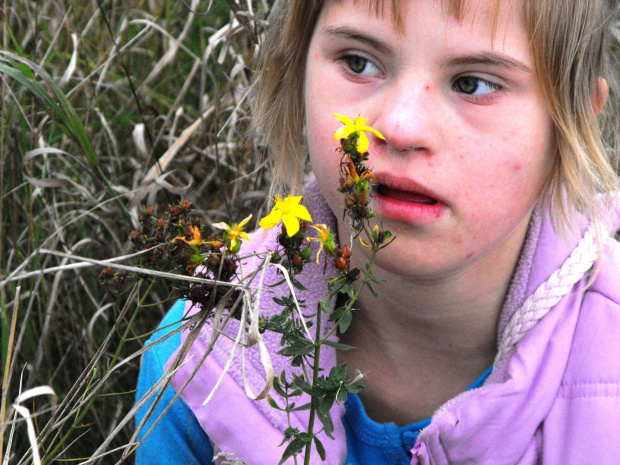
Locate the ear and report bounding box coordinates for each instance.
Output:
[593,77,608,115]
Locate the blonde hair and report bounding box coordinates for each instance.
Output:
[252,0,620,234]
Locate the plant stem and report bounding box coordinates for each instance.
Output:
[320,229,379,344]
[303,299,323,465]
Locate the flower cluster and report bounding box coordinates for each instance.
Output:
[334,114,384,232]
[100,200,251,310]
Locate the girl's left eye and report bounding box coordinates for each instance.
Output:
[453,76,500,95]
[339,54,382,78]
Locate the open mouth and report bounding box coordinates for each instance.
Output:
[376,184,439,205]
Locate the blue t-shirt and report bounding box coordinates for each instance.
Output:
[135,301,492,464]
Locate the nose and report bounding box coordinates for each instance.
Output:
[373,80,442,155]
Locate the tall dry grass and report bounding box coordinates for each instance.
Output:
[0,1,272,463]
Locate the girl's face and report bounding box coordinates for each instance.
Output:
[304,0,555,280]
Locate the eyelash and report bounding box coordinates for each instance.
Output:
[452,76,502,97]
[338,54,383,79]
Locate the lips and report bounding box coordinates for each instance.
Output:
[377,184,438,205]
[372,174,446,223]
[373,175,443,205]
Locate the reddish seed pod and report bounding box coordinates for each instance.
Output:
[171,205,180,215]
[157,218,164,229]
[130,230,140,241]
[182,199,191,210]
[156,232,163,241]
[344,194,356,209]
[292,254,303,267]
[356,192,368,206]
[101,267,115,278]
[335,257,347,270]
[207,254,221,267]
[146,206,155,216]
[340,244,352,259]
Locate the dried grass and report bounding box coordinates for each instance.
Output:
[0,0,273,462]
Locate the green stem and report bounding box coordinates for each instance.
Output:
[303,299,323,465]
[321,228,379,344]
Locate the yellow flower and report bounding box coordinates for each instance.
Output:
[333,113,385,154]
[307,224,336,263]
[259,195,312,237]
[212,214,253,253]
[173,225,208,247]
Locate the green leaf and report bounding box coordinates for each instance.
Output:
[319,392,336,414]
[291,277,309,291]
[278,340,314,356]
[267,395,282,410]
[279,438,305,464]
[327,305,346,322]
[322,340,355,351]
[314,437,326,461]
[346,383,365,395]
[366,282,380,299]
[317,409,335,438]
[291,402,312,411]
[338,309,353,333]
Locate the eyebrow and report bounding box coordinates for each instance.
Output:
[443,52,532,73]
[321,26,394,57]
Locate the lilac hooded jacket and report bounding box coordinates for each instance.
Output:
[165,180,620,465]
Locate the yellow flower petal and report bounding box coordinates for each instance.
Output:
[364,126,385,140]
[357,132,370,154]
[238,214,253,228]
[333,113,354,126]
[281,213,300,236]
[258,210,282,230]
[291,204,312,223]
[334,125,357,140]
[239,232,251,242]
[212,221,231,231]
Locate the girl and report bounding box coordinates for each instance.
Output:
[136,0,620,464]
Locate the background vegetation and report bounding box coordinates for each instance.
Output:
[0,0,272,463]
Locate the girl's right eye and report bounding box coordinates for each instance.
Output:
[339,54,382,78]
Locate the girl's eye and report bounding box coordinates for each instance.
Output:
[342,55,381,77]
[453,76,500,95]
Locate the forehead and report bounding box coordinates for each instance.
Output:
[324,0,508,30]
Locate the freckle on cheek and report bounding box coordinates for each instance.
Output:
[513,163,522,172]
[465,252,474,259]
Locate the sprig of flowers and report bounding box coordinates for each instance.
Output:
[257,114,393,465]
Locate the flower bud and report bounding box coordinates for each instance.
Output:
[292,254,303,267]
[301,247,313,260]
[230,241,242,254]
[335,257,347,270]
